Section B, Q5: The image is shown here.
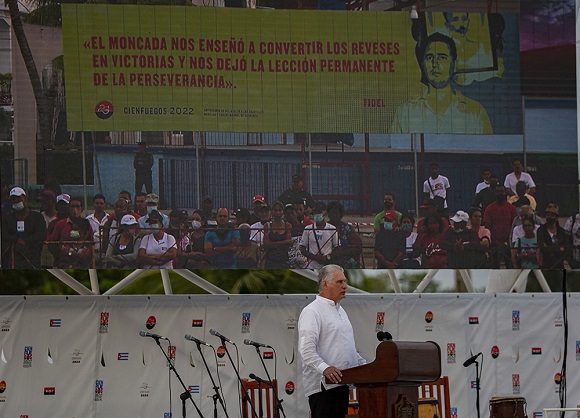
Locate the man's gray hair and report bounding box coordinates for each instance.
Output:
[318,265,345,290]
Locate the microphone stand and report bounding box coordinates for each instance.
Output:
[253,346,287,418]
[220,338,259,418]
[257,380,263,418]
[151,337,205,418]
[473,359,481,418]
[192,341,230,418]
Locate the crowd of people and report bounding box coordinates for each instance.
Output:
[1,159,576,270]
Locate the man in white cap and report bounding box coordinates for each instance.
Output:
[138,193,169,230]
[1,187,46,268]
[442,210,482,268]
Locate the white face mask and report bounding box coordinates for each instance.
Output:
[12,201,25,211]
[191,220,202,230]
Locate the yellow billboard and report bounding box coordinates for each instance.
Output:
[62,5,515,134]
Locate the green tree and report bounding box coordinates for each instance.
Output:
[6,0,53,150]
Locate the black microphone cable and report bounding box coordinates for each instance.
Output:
[272,345,278,381]
[234,343,243,418]
[167,338,173,418]
[559,269,568,418]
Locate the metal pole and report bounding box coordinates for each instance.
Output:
[308,133,313,195]
[196,132,201,209]
[81,132,88,210]
[413,134,419,218]
[576,2,580,211]
[522,96,527,169]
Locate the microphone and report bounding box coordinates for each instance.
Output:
[209,329,234,344]
[244,339,271,348]
[249,373,270,384]
[376,331,393,341]
[463,352,482,367]
[139,330,169,340]
[185,334,212,347]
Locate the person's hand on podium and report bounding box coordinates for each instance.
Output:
[323,366,343,383]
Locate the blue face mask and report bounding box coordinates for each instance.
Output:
[313,214,324,224]
[147,206,157,214]
[384,221,394,231]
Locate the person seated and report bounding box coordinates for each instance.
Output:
[262,201,293,269]
[204,208,240,268]
[442,210,483,268]
[467,207,491,268]
[49,197,94,268]
[414,215,447,268]
[104,214,141,268]
[416,200,450,235]
[284,203,304,237]
[510,205,540,244]
[374,210,405,269]
[508,180,537,210]
[511,214,539,269]
[398,213,421,268]
[137,210,177,269]
[180,210,209,269]
[299,202,338,269]
[236,223,258,268]
[327,201,362,269]
[537,203,569,269]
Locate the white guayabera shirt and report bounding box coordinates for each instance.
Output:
[298,295,366,398]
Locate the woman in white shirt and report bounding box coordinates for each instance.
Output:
[138,210,177,269]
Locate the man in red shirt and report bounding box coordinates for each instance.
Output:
[483,185,517,268]
[48,197,94,268]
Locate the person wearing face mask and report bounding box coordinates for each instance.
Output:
[483,185,517,268]
[47,193,71,239]
[138,193,169,230]
[326,201,362,269]
[49,197,94,268]
[372,193,402,234]
[300,202,339,269]
[1,187,46,268]
[374,210,405,269]
[442,210,482,268]
[101,198,130,251]
[180,210,209,268]
[104,214,141,268]
[537,203,569,268]
[138,210,177,269]
[398,213,421,268]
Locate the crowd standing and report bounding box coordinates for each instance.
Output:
[0,158,575,269]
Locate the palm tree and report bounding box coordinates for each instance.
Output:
[6,0,53,148]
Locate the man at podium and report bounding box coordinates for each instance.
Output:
[298,265,367,418]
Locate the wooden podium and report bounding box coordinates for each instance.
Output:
[327,341,441,418]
